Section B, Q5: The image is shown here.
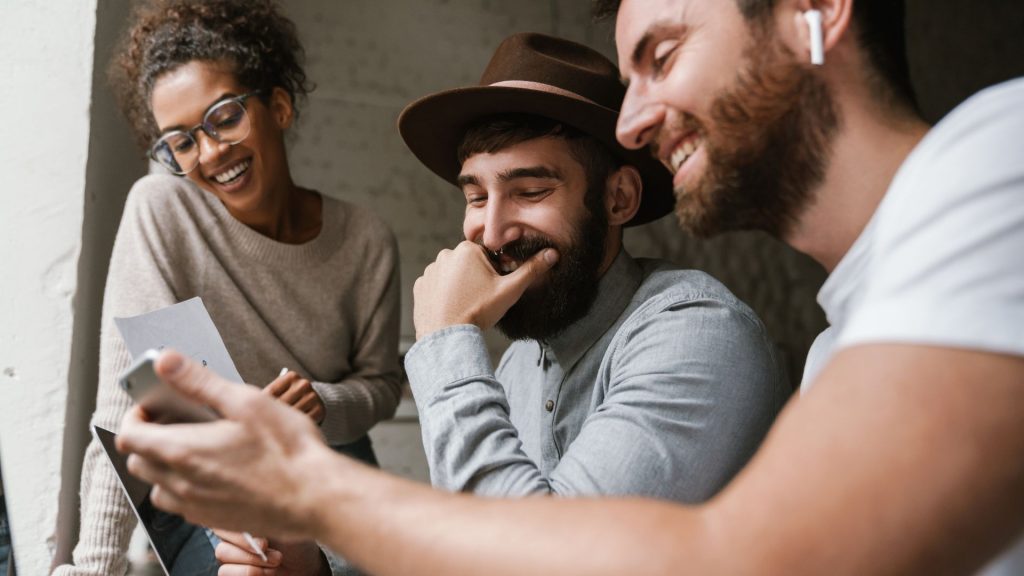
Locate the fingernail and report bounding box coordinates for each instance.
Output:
[544,249,559,265]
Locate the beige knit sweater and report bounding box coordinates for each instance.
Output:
[54,174,402,575]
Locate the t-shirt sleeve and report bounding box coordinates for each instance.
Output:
[838,80,1024,358]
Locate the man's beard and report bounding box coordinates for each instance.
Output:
[671,30,840,239]
[494,200,608,342]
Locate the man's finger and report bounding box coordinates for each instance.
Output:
[155,349,256,419]
[501,248,559,293]
[148,483,188,516]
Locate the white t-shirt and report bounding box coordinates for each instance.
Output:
[802,77,1024,574]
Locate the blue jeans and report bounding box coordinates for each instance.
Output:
[146,507,218,576]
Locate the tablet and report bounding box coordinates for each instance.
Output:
[91,425,218,576]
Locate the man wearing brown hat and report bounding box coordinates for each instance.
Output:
[392,32,786,502]
[203,33,786,573]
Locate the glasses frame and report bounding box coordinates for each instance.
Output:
[149,90,264,176]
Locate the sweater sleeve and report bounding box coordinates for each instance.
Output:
[311,226,402,445]
[53,175,194,576]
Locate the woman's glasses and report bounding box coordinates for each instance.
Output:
[149,91,262,175]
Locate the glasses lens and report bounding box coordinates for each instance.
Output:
[204,100,250,145]
[152,132,198,175]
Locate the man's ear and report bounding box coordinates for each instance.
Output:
[605,165,642,226]
[268,86,295,130]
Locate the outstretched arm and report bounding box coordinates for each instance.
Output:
[119,343,1024,575]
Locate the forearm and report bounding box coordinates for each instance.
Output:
[311,455,718,576]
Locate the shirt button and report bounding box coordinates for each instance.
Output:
[545,400,554,412]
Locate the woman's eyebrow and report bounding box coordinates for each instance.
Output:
[157,92,239,134]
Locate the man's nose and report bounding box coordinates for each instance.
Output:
[617,84,665,151]
[479,202,523,252]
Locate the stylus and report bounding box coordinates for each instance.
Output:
[243,531,269,562]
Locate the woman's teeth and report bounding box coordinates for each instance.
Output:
[213,160,251,184]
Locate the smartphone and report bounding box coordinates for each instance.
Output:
[118,349,219,423]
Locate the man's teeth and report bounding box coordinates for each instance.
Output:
[500,261,520,274]
[213,160,251,184]
[670,139,700,172]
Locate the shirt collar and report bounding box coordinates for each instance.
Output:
[545,248,642,372]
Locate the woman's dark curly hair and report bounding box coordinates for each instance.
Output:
[109,0,314,149]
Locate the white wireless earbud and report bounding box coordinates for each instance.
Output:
[804,9,824,65]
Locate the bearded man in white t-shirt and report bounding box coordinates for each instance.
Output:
[113,0,1024,574]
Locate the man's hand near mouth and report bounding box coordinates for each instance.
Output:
[413,241,559,340]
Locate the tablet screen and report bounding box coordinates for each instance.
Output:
[91,425,219,576]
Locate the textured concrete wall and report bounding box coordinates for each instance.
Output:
[0,2,100,573]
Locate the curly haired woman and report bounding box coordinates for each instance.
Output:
[53,1,401,574]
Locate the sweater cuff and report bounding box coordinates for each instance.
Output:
[404,325,493,404]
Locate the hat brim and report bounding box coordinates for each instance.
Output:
[398,86,673,227]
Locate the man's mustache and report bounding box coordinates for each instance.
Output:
[482,236,558,266]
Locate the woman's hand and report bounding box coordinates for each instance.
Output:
[213,529,332,576]
[263,370,326,424]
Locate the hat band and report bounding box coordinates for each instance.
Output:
[489,80,600,106]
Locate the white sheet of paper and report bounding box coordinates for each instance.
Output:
[114,297,243,383]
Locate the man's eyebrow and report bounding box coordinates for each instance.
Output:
[497,166,561,182]
[629,22,690,74]
[456,174,479,189]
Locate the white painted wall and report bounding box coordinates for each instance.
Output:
[0,1,99,573]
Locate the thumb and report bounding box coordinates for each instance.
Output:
[155,349,249,418]
[500,248,559,294]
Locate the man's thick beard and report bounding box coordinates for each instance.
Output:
[495,203,608,342]
[674,33,840,239]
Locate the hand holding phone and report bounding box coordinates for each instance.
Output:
[119,349,219,423]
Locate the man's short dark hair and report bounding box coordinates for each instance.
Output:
[457,114,623,215]
[592,0,919,117]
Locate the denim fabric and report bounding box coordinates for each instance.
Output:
[406,250,788,502]
[143,508,218,576]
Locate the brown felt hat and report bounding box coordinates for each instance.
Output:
[398,32,673,227]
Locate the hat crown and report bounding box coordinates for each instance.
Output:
[479,33,625,111]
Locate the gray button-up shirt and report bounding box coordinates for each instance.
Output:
[405,250,787,503]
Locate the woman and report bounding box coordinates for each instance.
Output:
[54,1,402,574]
